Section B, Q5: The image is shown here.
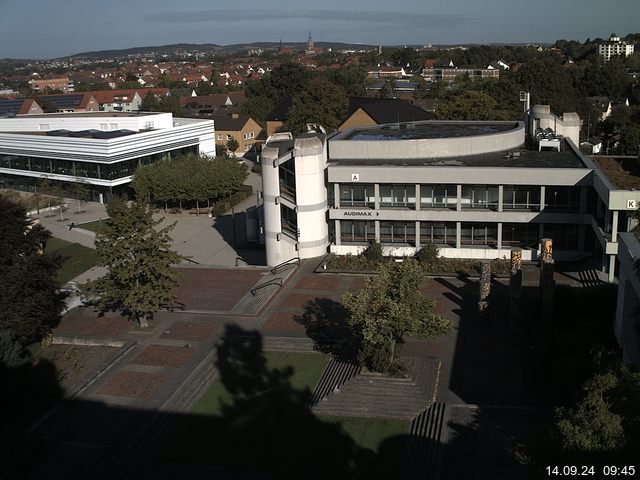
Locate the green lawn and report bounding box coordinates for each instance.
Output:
[46,237,98,283]
[192,351,329,416]
[76,218,108,233]
[320,415,411,453]
[161,351,409,477]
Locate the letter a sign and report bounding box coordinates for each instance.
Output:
[351,173,359,182]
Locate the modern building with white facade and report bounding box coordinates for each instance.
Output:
[259,107,640,284]
[0,112,215,201]
[599,34,635,62]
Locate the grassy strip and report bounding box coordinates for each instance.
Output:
[46,237,98,283]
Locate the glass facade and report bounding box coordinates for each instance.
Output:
[340,220,375,244]
[460,223,498,246]
[278,160,296,202]
[460,185,499,210]
[502,223,539,249]
[502,186,541,210]
[0,145,198,182]
[544,224,579,250]
[420,184,457,209]
[545,186,580,212]
[420,221,456,246]
[380,221,416,246]
[379,184,416,209]
[339,183,375,208]
[280,204,297,239]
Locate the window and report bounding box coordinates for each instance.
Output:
[340,220,375,244]
[217,134,223,141]
[379,184,416,209]
[420,222,456,246]
[502,223,538,249]
[460,223,498,247]
[461,185,498,210]
[543,224,579,250]
[100,123,108,130]
[545,187,579,212]
[503,186,540,210]
[280,205,297,239]
[38,124,50,131]
[110,123,118,130]
[278,160,296,201]
[380,221,416,246]
[420,184,457,209]
[339,183,375,208]
[226,134,232,141]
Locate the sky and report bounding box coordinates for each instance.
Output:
[0,0,638,59]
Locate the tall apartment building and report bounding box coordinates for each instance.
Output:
[599,34,635,61]
[28,76,74,93]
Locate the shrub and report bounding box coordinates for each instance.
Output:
[358,340,391,373]
[251,164,262,174]
[362,241,383,262]
[415,244,439,263]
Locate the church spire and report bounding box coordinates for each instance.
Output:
[307,31,314,51]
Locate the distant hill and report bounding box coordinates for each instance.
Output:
[64,41,380,60]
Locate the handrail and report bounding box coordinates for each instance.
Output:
[250,278,283,296]
[270,257,300,274]
[235,256,247,267]
[183,257,200,265]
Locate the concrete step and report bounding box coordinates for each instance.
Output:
[262,336,317,353]
[308,359,361,408]
[404,403,448,480]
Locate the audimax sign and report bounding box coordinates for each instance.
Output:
[341,211,380,217]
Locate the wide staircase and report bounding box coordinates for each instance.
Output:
[312,357,440,419]
[404,403,448,480]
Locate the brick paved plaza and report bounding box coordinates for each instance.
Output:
[35,259,551,478]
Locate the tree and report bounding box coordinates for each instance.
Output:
[554,373,625,454]
[226,137,240,157]
[435,89,514,121]
[70,177,90,214]
[328,65,367,97]
[286,76,348,133]
[0,194,63,345]
[343,259,451,372]
[378,79,395,99]
[85,198,183,327]
[139,91,160,111]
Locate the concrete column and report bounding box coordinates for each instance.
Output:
[498,185,504,212]
[456,221,462,248]
[497,222,503,249]
[375,220,380,242]
[540,186,546,211]
[415,184,420,211]
[612,210,619,242]
[608,255,616,283]
[628,215,638,232]
[335,220,341,246]
[334,183,340,209]
[374,183,380,210]
[538,224,544,251]
[415,221,421,248]
[456,184,462,211]
[579,186,587,213]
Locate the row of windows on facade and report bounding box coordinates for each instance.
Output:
[216,132,255,141]
[334,184,585,212]
[336,220,580,250]
[0,146,198,181]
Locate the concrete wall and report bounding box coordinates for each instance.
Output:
[330,121,525,160]
[614,232,640,369]
[0,112,174,132]
[531,105,582,147]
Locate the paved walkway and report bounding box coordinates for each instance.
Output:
[30,259,568,478]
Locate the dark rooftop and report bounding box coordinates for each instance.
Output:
[330,143,586,169]
[344,97,433,126]
[342,121,518,141]
[46,129,137,139]
[593,156,640,190]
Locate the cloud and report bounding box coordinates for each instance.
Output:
[142,9,472,29]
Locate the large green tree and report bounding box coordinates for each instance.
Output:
[436,89,515,120]
[0,194,63,345]
[286,76,348,133]
[343,259,451,372]
[86,198,183,327]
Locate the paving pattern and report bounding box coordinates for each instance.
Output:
[33,258,551,479]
